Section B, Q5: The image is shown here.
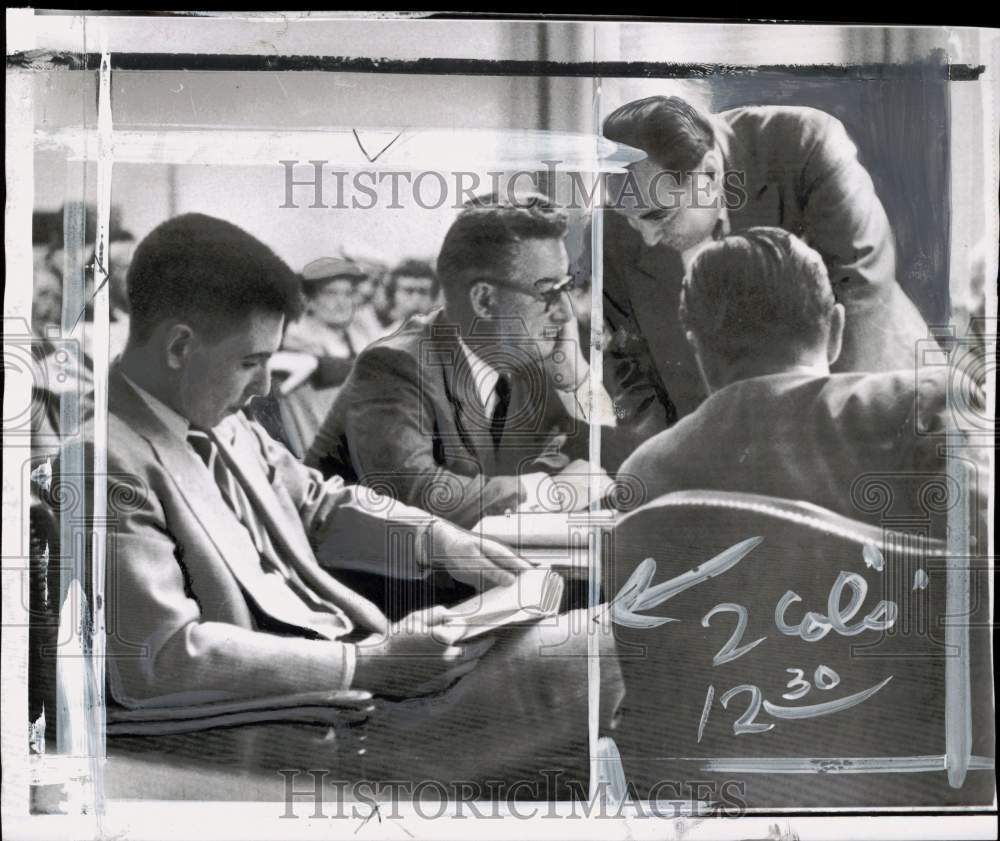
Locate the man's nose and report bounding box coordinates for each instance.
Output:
[549,291,574,324]
[250,365,272,399]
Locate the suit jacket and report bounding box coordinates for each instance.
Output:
[67,364,433,710]
[593,105,932,436]
[617,366,987,547]
[306,310,591,529]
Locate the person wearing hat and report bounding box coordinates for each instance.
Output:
[283,256,372,360]
[260,256,378,457]
[344,254,397,345]
[61,212,623,790]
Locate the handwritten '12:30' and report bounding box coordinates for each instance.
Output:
[609,538,897,741]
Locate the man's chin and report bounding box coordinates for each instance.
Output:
[204,405,244,428]
[660,234,699,253]
[518,339,556,367]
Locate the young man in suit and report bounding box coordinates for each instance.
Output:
[68,213,621,787]
[617,227,986,549]
[593,95,931,439]
[307,194,620,532]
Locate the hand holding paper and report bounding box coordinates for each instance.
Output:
[442,569,566,641]
[428,518,537,589]
[354,606,495,697]
[523,460,615,513]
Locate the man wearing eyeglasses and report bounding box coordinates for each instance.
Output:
[307,193,619,550]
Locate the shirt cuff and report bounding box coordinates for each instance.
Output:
[517,471,553,512]
[556,378,618,427]
[411,519,435,578]
[341,642,358,690]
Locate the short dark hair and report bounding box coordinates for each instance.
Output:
[387,258,438,300]
[680,227,835,365]
[603,96,715,172]
[436,193,568,302]
[127,213,303,344]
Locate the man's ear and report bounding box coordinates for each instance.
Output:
[469,282,495,319]
[826,303,846,366]
[701,146,722,179]
[698,147,724,202]
[163,322,195,371]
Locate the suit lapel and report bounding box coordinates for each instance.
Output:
[214,416,385,633]
[109,368,282,608]
[714,110,786,234]
[111,366,373,636]
[212,418,318,573]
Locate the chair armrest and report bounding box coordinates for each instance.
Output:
[106,690,375,736]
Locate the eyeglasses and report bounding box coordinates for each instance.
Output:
[476,274,577,313]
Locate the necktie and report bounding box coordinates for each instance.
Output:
[490,373,512,451]
[187,426,385,637]
[187,427,274,561]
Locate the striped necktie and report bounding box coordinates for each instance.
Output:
[187,426,276,562]
[186,425,386,637]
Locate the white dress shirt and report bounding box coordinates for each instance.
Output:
[457,340,550,510]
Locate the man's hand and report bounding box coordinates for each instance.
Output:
[536,460,614,512]
[427,519,536,590]
[353,606,494,698]
[545,323,589,393]
[268,351,319,394]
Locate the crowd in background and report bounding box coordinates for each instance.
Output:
[29,204,448,463]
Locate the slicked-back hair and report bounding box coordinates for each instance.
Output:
[437,192,568,302]
[127,213,303,345]
[603,95,716,172]
[680,227,836,365]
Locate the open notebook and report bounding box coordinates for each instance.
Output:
[443,568,565,640]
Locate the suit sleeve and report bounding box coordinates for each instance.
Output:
[313,355,355,388]
[64,442,358,708]
[574,216,676,448]
[246,416,435,579]
[799,111,930,371]
[313,346,526,529]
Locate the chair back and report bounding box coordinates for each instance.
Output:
[606,490,994,808]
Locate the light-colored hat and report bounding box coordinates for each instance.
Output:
[301,256,367,288]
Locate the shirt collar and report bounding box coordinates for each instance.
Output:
[458,339,500,411]
[120,370,190,442]
[708,113,733,240]
[714,202,731,239]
